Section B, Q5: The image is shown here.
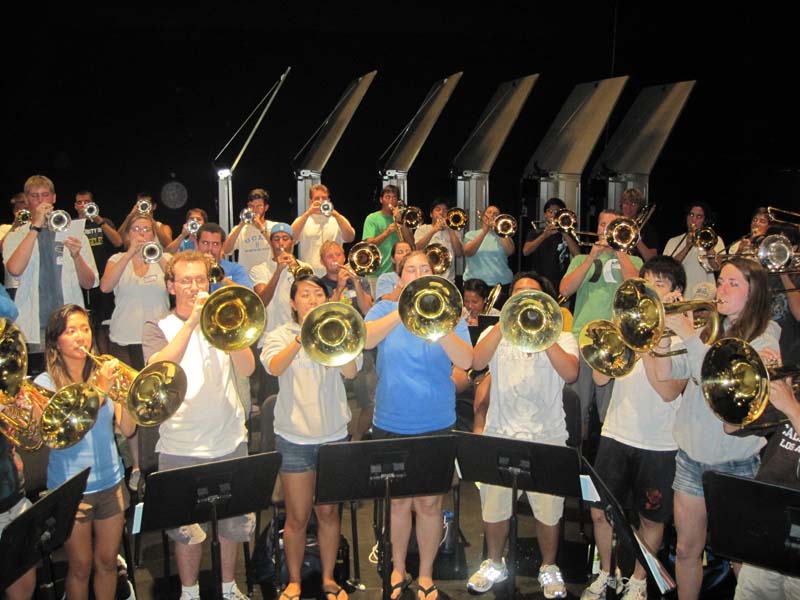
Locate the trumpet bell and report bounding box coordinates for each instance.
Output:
[137,199,152,215]
[201,286,266,352]
[579,319,638,378]
[187,218,201,235]
[127,361,188,426]
[499,290,563,353]
[16,209,31,225]
[142,242,163,264]
[47,209,72,233]
[398,275,463,341]
[40,383,102,450]
[84,202,100,220]
[446,207,467,231]
[301,303,366,367]
[424,243,451,275]
[240,207,255,224]
[702,338,770,427]
[613,278,665,352]
[319,200,334,217]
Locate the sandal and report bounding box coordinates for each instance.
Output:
[280,591,301,600]
[416,583,447,600]
[390,574,412,600]
[323,587,347,600]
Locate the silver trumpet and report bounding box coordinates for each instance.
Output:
[47,209,72,232]
[186,218,202,235]
[320,199,334,217]
[84,202,100,220]
[142,242,163,264]
[16,209,31,226]
[137,198,152,215]
[240,207,255,224]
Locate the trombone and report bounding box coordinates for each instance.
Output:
[80,347,188,427]
[200,285,266,352]
[424,243,451,275]
[398,205,424,230]
[767,206,800,228]
[446,207,468,231]
[347,242,382,276]
[398,275,463,341]
[300,302,366,367]
[499,290,563,353]
[493,214,517,238]
[702,337,799,428]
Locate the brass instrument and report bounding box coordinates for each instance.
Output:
[319,199,334,217]
[693,226,718,251]
[493,214,517,238]
[767,206,800,228]
[281,251,314,279]
[398,275,463,341]
[47,209,71,233]
[137,198,152,215]
[347,242,382,276]
[83,202,100,220]
[702,337,800,427]
[756,234,796,272]
[142,241,163,264]
[186,217,202,236]
[15,209,31,226]
[579,319,638,378]
[208,260,225,284]
[550,209,601,247]
[483,284,502,315]
[399,205,424,229]
[240,207,255,224]
[200,285,266,352]
[604,217,640,253]
[300,302,366,367]
[80,347,187,427]
[424,243,451,275]
[446,207,468,231]
[499,290,562,353]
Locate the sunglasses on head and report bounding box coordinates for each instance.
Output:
[248,194,265,201]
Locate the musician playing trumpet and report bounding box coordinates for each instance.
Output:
[165,207,208,254]
[292,184,356,276]
[222,188,278,274]
[196,223,252,291]
[413,199,464,282]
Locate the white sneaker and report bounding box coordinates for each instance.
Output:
[222,582,250,600]
[581,569,612,600]
[538,564,567,599]
[621,576,647,600]
[178,593,200,600]
[467,558,508,593]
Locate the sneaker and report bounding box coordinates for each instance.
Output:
[179,593,200,600]
[222,582,250,600]
[128,468,141,492]
[467,558,508,593]
[116,555,136,600]
[538,564,567,599]
[581,570,612,600]
[621,576,647,600]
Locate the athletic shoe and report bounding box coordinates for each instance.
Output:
[467,558,508,593]
[621,576,648,600]
[538,564,567,599]
[222,582,250,600]
[581,569,613,600]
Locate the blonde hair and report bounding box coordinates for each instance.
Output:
[24,175,55,194]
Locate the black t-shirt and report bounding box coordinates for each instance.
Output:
[756,422,800,489]
[0,436,23,512]
[320,275,372,315]
[83,218,115,274]
[632,221,660,260]
[523,230,571,291]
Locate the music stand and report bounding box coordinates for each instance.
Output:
[454,431,581,596]
[140,452,281,600]
[315,435,457,600]
[582,457,675,599]
[704,471,800,577]
[0,468,90,598]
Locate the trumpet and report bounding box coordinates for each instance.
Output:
[398,205,424,229]
[347,242,382,276]
[319,199,334,217]
[186,217,202,236]
[200,285,267,352]
[300,302,366,367]
[240,207,255,224]
[83,202,100,220]
[137,198,152,215]
[142,242,163,264]
[281,250,314,279]
[15,209,31,226]
[446,207,468,231]
[208,261,225,284]
[80,346,188,427]
[47,209,71,232]
[398,275,463,341]
[424,243,452,275]
[499,290,563,353]
[702,337,800,428]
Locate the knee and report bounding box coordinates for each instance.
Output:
[69,556,93,581]
[590,508,606,527]
[284,511,311,532]
[675,535,703,561]
[95,549,119,575]
[413,497,442,518]
[315,504,339,524]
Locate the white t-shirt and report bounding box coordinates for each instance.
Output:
[107,252,171,345]
[0,224,19,289]
[261,320,360,444]
[663,233,725,300]
[482,328,578,442]
[296,215,345,277]
[250,258,312,341]
[601,344,681,451]
[232,220,276,274]
[414,225,459,282]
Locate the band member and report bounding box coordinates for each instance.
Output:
[362,185,414,277]
[118,193,173,248]
[462,205,514,295]
[582,257,687,600]
[100,213,172,490]
[462,278,500,327]
[196,223,252,291]
[468,272,578,599]
[261,275,360,600]
[618,188,658,260]
[653,257,779,600]
[222,188,277,273]
[34,304,135,600]
[365,250,472,600]
[165,208,209,254]
[559,210,642,429]
[523,198,580,293]
[292,184,356,276]
[0,194,29,299]
[663,201,724,300]
[374,241,413,301]
[727,206,771,255]
[413,199,464,282]
[142,250,254,600]
[3,175,99,375]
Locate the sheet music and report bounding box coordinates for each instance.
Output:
[631,528,676,594]
[580,474,601,502]
[55,217,85,242]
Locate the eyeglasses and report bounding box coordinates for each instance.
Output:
[131,226,152,233]
[176,276,209,287]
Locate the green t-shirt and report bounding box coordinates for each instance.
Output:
[362,211,399,276]
[566,252,643,337]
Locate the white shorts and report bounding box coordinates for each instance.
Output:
[479,483,564,526]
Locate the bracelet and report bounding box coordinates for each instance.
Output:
[30,225,43,233]
[294,335,301,345]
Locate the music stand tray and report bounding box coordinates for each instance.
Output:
[315,435,457,600]
[140,452,281,600]
[704,471,800,577]
[0,468,90,595]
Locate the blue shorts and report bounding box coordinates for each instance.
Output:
[276,435,346,474]
[672,448,760,498]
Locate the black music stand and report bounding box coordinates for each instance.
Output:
[704,471,800,577]
[140,452,281,600]
[582,458,675,599]
[315,435,457,600]
[0,468,90,598]
[454,432,581,597]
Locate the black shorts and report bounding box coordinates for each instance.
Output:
[592,436,676,523]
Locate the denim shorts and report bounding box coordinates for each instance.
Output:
[672,448,760,498]
[276,435,347,474]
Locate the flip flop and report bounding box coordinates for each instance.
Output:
[416,583,448,600]
[390,574,412,600]
[323,587,348,600]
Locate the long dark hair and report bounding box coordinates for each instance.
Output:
[44,304,97,389]
[720,257,770,342]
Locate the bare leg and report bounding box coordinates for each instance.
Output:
[4,566,36,600]
[632,515,664,580]
[220,537,242,583]
[175,542,203,587]
[535,519,561,566]
[315,502,346,598]
[280,471,316,595]
[64,519,93,600]
[674,491,708,600]
[389,497,414,599]
[92,513,125,600]
[484,520,509,563]
[412,494,443,599]
[590,506,613,572]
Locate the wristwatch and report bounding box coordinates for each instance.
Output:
[30,225,44,232]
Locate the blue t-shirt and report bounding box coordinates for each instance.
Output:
[365,300,471,434]
[35,372,124,494]
[375,272,399,299]
[462,229,513,285]
[210,258,253,293]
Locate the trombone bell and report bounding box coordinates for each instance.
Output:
[579,319,638,378]
[424,243,452,275]
[301,302,366,367]
[200,285,266,352]
[398,275,463,341]
[499,290,562,353]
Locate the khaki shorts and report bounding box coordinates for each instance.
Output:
[75,481,129,523]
